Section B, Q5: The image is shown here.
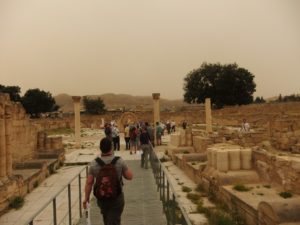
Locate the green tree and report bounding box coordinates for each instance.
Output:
[183,62,256,108]
[21,89,58,117]
[83,96,106,114]
[254,96,266,104]
[0,84,21,102]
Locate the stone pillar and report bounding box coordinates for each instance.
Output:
[72,96,81,148]
[101,118,105,128]
[0,103,6,178]
[152,93,160,145]
[5,104,13,177]
[205,98,212,133]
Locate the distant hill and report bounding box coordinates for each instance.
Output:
[54,93,190,113]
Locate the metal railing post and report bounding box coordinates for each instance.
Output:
[167,181,170,225]
[162,171,165,211]
[53,198,57,225]
[68,184,72,225]
[78,173,82,218]
[159,165,162,199]
[172,193,176,225]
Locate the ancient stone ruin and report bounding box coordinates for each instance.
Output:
[167,99,300,225]
[0,93,64,212]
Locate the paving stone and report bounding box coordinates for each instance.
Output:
[78,160,167,225]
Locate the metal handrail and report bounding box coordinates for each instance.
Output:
[150,150,193,225]
[22,165,88,225]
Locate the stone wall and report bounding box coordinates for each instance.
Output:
[253,149,300,194]
[0,93,64,213]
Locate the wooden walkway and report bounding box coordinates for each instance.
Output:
[79,160,167,225]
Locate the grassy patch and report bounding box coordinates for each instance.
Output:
[195,183,205,192]
[182,186,192,192]
[233,184,252,192]
[187,193,201,204]
[279,191,293,199]
[209,210,237,225]
[9,196,24,209]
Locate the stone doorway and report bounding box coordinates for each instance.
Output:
[118,112,138,131]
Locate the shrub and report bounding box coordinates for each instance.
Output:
[263,185,271,189]
[195,183,205,192]
[187,193,201,204]
[279,191,293,199]
[182,186,192,192]
[196,200,208,214]
[233,184,251,192]
[9,196,24,209]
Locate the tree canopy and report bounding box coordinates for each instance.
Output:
[21,88,59,117]
[183,63,256,108]
[83,96,106,114]
[0,84,21,102]
[275,94,300,102]
[254,96,266,104]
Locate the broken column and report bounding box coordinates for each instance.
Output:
[152,93,160,145]
[205,98,213,133]
[72,96,81,148]
[37,131,46,150]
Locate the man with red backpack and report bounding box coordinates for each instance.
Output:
[83,137,133,225]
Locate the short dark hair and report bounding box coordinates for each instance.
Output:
[100,137,112,153]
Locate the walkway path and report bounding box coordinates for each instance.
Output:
[79,160,167,225]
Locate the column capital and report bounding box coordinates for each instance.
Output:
[72,96,81,103]
[152,93,160,100]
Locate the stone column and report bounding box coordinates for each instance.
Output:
[152,93,160,145]
[0,103,6,178]
[72,96,81,148]
[5,104,13,177]
[205,98,213,133]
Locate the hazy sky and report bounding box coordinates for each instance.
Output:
[0,0,299,99]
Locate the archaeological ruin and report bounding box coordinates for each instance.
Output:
[1,92,300,225]
[0,93,65,213]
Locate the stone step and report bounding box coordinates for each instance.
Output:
[36,150,63,159]
[14,159,58,169]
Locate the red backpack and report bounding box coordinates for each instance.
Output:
[93,157,122,200]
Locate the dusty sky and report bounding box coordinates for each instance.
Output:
[0,0,299,99]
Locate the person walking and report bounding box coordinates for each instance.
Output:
[124,124,130,150]
[83,137,133,225]
[139,126,151,169]
[104,123,112,140]
[145,122,155,147]
[156,122,163,146]
[129,126,138,154]
[112,124,120,151]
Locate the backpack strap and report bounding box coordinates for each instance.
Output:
[95,157,105,167]
[95,156,120,166]
[111,156,120,165]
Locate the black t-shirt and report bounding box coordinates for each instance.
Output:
[139,132,150,145]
